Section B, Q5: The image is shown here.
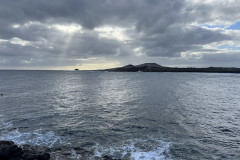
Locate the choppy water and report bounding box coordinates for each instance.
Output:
[0,71,240,159]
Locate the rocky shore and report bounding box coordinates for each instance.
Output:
[0,141,50,160]
[0,141,120,160]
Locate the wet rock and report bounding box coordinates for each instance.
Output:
[0,141,50,160]
[103,155,114,160]
[21,150,50,160]
[38,153,51,159]
[102,155,122,160]
[45,147,62,152]
[0,141,23,159]
[0,141,123,160]
[73,147,89,154]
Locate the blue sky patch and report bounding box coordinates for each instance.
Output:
[227,21,240,30]
[218,45,240,50]
[201,21,240,30]
[201,24,226,29]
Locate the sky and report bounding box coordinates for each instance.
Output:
[0,0,240,70]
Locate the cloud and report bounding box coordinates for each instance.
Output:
[203,52,240,62]
[139,26,231,57]
[0,0,240,69]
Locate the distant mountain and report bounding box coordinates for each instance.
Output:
[104,63,240,73]
[122,64,136,68]
[135,63,163,68]
[105,63,166,72]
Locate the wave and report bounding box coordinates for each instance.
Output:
[0,129,67,147]
[92,138,172,160]
[0,119,172,159]
[0,119,67,147]
[49,138,172,160]
[0,118,14,130]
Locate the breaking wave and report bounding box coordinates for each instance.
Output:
[93,138,172,160]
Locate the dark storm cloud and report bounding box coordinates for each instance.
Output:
[0,0,137,30]
[0,0,239,68]
[139,26,231,57]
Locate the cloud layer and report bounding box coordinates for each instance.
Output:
[0,0,240,69]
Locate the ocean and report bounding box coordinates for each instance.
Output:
[0,71,240,159]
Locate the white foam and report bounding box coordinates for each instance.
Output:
[0,119,13,130]
[93,138,172,160]
[0,129,66,147]
[129,141,171,160]
[70,149,82,160]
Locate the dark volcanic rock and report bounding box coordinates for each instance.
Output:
[21,151,50,160]
[0,141,125,159]
[103,155,114,160]
[0,141,23,160]
[0,141,50,160]
[21,145,50,160]
[103,155,122,160]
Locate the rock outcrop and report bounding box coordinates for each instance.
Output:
[0,141,120,160]
[0,141,50,160]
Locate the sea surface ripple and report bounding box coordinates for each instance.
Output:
[0,71,240,159]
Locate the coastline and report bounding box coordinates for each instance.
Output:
[103,63,240,73]
[0,140,119,160]
[0,141,50,160]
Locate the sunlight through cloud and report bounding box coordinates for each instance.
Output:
[95,26,130,42]
[10,38,30,46]
[50,24,83,34]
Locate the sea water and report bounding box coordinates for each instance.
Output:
[0,71,240,159]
